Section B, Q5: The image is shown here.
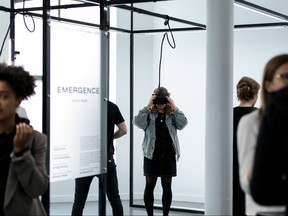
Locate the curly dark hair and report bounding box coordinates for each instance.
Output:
[0,62,36,100]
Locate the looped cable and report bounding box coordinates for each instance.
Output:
[158,16,176,89]
[22,0,35,33]
[0,0,36,58]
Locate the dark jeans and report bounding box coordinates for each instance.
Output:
[71,158,123,216]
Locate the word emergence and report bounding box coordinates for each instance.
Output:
[57,86,100,94]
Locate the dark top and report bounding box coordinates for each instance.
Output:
[250,86,288,212]
[107,101,125,159]
[143,113,176,177]
[154,113,174,158]
[0,115,30,216]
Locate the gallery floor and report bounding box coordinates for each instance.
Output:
[50,200,204,216]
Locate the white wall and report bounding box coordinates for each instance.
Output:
[0,1,10,63]
[127,1,207,206]
[120,0,288,210]
[234,27,288,108]
[2,0,288,212]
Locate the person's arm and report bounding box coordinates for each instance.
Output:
[237,112,258,194]
[171,108,188,130]
[133,106,151,130]
[114,121,127,139]
[133,95,155,130]
[167,96,188,130]
[10,131,48,198]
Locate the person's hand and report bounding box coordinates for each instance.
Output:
[147,94,156,109]
[13,123,34,153]
[167,96,176,110]
[247,167,253,181]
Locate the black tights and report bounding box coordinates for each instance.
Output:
[144,176,172,216]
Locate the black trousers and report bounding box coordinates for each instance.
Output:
[71,158,123,216]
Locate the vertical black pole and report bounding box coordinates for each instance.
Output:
[129,2,134,207]
[99,0,109,215]
[98,174,106,216]
[9,0,15,63]
[42,0,51,215]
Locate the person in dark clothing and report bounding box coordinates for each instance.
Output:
[250,54,288,215]
[71,101,127,216]
[0,62,48,216]
[133,87,188,216]
[233,76,260,215]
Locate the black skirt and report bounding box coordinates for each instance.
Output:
[144,142,176,177]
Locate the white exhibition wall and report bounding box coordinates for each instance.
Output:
[48,25,288,208]
[0,1,10,62]
[116,0,288,209]
[1,0,288,212]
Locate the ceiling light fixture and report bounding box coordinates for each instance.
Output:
[234,0,288,23]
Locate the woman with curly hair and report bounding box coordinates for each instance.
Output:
[133,86,188,216]
[0,62,48,215]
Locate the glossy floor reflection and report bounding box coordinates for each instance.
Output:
[50,200,204,216]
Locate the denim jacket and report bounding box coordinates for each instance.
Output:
[133,106,188,160]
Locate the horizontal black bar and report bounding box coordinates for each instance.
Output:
[235,0,288,21]
[115,4,206,28]
[12,3,97,13]
[108,26,131,33]
[49,15,100,28]
[80,0,169,4]
[125,22,288,33]
[107,0,169,5]
[132,27,205,34]
[8,6,288,34]
[8,3,206,29]
[18,11,102,29]
[235,22,288,29]
[16,10,288,33]
[17,10,131,33]
[0,6,13,13]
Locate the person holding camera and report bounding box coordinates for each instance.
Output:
[133,86,188,216]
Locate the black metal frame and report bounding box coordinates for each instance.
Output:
[1,0,288,214]
[41,0,51,214]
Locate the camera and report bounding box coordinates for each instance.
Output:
[153,95,168,104]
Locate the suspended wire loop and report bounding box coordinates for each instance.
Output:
[0,0,36,58]
[22,0,36,33]
[158,17,176,89]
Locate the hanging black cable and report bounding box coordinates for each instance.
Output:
[158,16,176,89]
[22,0,36,33]
[0,22,12,57]
[0,0,36,58]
